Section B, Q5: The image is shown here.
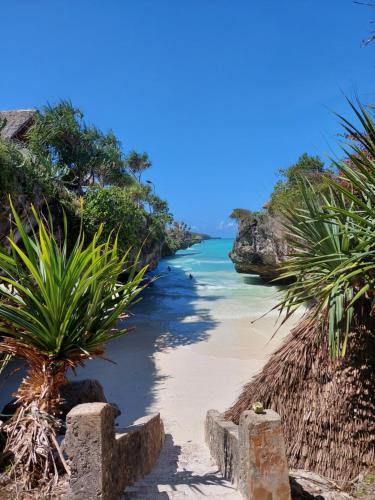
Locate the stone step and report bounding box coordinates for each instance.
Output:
[122,439,242,499]
[123,484,241,498]
[125,474,236,487]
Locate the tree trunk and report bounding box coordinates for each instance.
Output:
[15,362,67,416]
[3,362,68,489]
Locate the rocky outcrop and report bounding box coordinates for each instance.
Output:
[132,223,212,271]
[137,237,164,271]
[229,213,288,282]
[162,231,207,257]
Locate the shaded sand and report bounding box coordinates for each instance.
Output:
[71,241,297,445]
[0,298,296,441]
[96,240,299,497]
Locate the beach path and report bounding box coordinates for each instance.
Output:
[123,439,241,498]
[76,240,294,498]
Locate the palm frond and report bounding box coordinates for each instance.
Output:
[0,202,147,361]
[277,101,375,357]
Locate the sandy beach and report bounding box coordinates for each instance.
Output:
[0,240,297,498]
[71,240,296,447]
[98,314,294,445]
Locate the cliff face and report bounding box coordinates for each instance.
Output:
[162,231,205,258]
[229,214,288,282]
[138,238,164,271]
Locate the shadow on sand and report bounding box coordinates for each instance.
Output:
[65,261,221,426]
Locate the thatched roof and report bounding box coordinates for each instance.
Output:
[225,312,375,486]
[0,109,36,140]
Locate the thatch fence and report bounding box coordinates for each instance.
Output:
[225,313,375,485]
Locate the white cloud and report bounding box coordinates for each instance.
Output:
[218,220,235,230]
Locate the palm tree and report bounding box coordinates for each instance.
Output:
[226,101,375,484]
[0,201,147,489]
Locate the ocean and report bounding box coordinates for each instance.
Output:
[135,238,281,322]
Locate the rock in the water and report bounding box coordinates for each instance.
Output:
[229,213,288,282]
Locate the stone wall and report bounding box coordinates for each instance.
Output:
[205,409,240,485]
[64,403,164,500]
[205,409,291,500]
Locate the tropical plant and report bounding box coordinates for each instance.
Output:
[1,100,172,274]
[83,186,146,251]
[267,153,329,215]
[226,101,375,482]
[0,136,61,199]
[0,201,147,489]
[125,151,152,182]
[277,101,375,357]
[26,101,130,192]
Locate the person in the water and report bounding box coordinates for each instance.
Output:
[167,266,171,272]
[189,273,193,280]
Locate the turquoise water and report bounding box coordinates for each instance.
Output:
[136,238,281,321]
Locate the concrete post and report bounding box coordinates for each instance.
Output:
[238,410,291,500]
[64,402,117,500]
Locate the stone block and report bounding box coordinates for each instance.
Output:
[65,403,117,500]
[64,403,164,499]
[238,409,291,500]
[116,414,165,486]
[205,409,239,485]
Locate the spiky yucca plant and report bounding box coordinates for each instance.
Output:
[226,101,375,482]
[0,201,147,489]
[278,100,375,357]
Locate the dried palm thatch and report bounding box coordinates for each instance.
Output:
[226,101,375,485]
[0,110,35,141]
[224,311,375,485]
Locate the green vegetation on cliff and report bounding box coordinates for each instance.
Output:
[163,221,206,255]
[230,154,330,226]
[0,101,190,262]
[267,153,331,215]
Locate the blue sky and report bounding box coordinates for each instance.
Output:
[1,1,375,236]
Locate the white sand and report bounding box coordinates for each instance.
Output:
[76,314,295,445]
